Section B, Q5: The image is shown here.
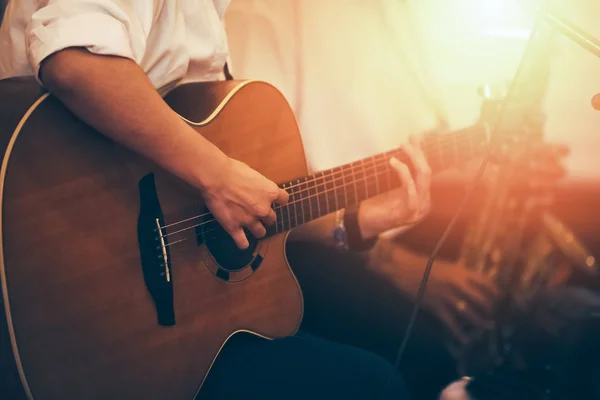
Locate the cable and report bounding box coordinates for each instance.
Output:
[394,140,492,368]
[394,5,549,368]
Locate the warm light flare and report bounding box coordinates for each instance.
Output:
[466,0,526,26]
[459,0,536,35]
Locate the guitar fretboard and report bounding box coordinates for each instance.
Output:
[269,125,487,235]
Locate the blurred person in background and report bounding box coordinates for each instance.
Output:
[0,0,438,398]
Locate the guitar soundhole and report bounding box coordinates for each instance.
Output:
[202,226,258,272]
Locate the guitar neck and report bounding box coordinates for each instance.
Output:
[268,124,488,235]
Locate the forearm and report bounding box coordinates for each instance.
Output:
[39,48,227,190]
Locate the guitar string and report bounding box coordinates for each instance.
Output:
[162,136,494,249]
[159,136,486,242]
[160,167,402,249]
[160,135,487,249]
[158,131,485,232]
[159,130,482,231]
[162,166,400,239]
[158,135,486,241]
[158,131,482,231]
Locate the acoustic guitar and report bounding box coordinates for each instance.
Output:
[0,77,487,399]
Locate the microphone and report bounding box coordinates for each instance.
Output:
[593,93,600,111]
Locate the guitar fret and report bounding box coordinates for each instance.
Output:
[377,153,389,193]
[278,184,285,232]
[366,159,378,200]
[336,167,347,210]
[340,165,348,211]
[372,155,380,196]
[289,181,297,228]
[298,179,305,226]
[357,160,366,202]
[298,178,310,224]
[331,167,339,212]
[267,124,487,236]
[349,162,357,208]
[386,151,393,193]
[324,170,332,215]
[315,173,322,219]
[304,176,313,222]
[274,205,281,234]
[361,159,368,199]
[282,183,290,231]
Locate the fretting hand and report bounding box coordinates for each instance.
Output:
[358,135,432,239]
[202,157,289,249]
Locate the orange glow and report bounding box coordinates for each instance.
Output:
[226,0,600,179]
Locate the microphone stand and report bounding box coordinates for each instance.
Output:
[544,9,600,58]
[542,4,600,108]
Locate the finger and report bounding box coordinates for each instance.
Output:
[229,228,250,249]
[275,188,290,205]
[248,220,267,239]
[390,157,418,213]
[438,305,470,345]
[405,142,431,214]
[415,190,432,220]
[260,208,277,226]
[409,135,431,177]
[404,138,432,204]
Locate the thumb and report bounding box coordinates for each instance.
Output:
[229,228,249,249]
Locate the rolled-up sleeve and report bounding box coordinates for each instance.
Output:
[25,0,151,82]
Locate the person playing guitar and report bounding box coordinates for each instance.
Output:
[0,1,438,399]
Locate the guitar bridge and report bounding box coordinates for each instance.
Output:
[137,173,175,326]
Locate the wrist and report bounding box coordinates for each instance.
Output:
[357,199,379,240]
[190,138,230,192]
[343,203,378,252]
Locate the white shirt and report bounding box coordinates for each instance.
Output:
[0,0,231,94]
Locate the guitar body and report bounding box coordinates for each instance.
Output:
[0,78,305,399]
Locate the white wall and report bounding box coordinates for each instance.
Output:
[225,0,600,179]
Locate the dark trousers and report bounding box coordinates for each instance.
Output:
[196,331,410,399]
